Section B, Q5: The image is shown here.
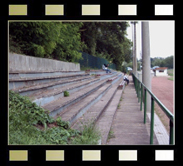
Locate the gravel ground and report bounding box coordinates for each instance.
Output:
[151,76,174,133]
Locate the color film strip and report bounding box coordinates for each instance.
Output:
[8,4,174,16]
[9,149,175,161]
[4,0,178,165]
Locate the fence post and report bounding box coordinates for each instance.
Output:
[169,120,174,144]
[150,97,154,144]
[140,84,143,111]
[144,89,147,124]
[138,80,140,103]
[137,80,139,99]
[134,77,136,93]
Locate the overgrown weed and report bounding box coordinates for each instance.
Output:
[9,90,101,145]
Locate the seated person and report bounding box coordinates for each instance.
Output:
[123,72,129,85]
[102,64,111,73]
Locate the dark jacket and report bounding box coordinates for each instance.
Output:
[104,64,107,67]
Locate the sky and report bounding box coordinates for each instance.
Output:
[126,21,175,59]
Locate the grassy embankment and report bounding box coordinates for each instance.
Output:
[9,90,101,145]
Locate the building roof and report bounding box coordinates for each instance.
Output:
[154,67,168,70]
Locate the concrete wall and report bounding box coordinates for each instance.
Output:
[155,69,168,76]
[9,53,80,72]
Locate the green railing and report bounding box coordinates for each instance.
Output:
[132,73,174,145]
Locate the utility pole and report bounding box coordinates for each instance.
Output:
[141,21,151,112]
[131,21,138,76]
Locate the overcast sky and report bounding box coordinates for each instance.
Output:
[126,21,174,59]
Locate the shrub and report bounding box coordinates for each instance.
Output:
[64,91,69,97]
[70,120,101,145]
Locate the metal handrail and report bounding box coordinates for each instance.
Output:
[132,73,174,145]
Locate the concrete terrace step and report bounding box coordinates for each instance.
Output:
[71,77,124,131]
[118,80,125,89]
[86,69,107,75]
[86,69,116,75]
[15,72,119,97]
[43,79,108,117]
[43,73,122,117]
[99,73,119,81]
[9,73,90,90]
[107,75,120,82]
[10,75,92,96]
[29,77,100,106]
[56,82,113,126]
[95,81,125,144]
[9,70,85,79]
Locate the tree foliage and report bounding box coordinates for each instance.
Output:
[9,22,85,62]
[9,21,132,68]
[80,22,132,70]
[151,56,174,68]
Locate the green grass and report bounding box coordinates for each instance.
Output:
[167,69,174,81]
[9,90,101,145]
[168,77,173,81]
[70,121,101,145]
[107,128,115,140]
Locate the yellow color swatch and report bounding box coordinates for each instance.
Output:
[118,5,137,15]
[46,150,64,161]
[82,150,101,161]
[82,5,100,15]
[45,5,64,15]
[9,5,27,15]
[119,150,137,161]
[9,150,28,161]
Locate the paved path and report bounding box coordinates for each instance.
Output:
[107,76,158,145]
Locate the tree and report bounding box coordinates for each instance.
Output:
[52,22,85,62]
[9,21,133,68]
[9,22,60,57]
[151,57,164,67]
[151,56,173,68]
[164,56,173,68]
[80,22,132,70]
[9,22,85,62]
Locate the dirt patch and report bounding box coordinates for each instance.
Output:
[34,122,58,131]
[151,76,174,133]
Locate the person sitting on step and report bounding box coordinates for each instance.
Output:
[102,63,111,73]
[123,72,129,85]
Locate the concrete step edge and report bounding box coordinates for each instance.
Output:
[44,79,108,117]
[9,74,91,90]
[95,86,124,144]
[60,83,113,125]
[45,73,122,117]
[71,77,123,131]
[31,77,101,106]
[12,76,93,94]
[9,73,90,82]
